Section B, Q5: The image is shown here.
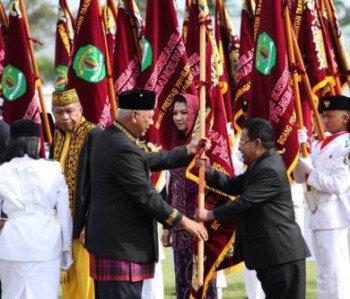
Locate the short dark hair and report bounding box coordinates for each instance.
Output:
[1,136,40,163]
[243,118,274,150]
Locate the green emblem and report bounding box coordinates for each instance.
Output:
[1,65,26,101]
[141,38,152,72]
[73,45,106,83]
[54,65,68,91]
[255,32,276,75]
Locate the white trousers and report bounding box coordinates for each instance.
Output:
[243,264,265,299]
[0,258,60,299]
[312,227,350,299]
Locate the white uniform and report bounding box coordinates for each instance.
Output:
[0,155,72,299]
[295,132,350,299]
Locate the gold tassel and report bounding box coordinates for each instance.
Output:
[60,271,70,284]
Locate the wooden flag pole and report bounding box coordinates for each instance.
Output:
[125,0,142,60]
[0,1,9,29]
[323,0,350,89]
[314,0,342,95]
[99,0,117,119]
[283,5,308,157]
[19,0,52,144]
[291,28,326,141]
[197,10,207,288]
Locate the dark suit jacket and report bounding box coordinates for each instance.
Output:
[207,149,310,270]
[86,124,190,263]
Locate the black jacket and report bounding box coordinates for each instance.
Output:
[86,124,190,263]
[208,149,310,270]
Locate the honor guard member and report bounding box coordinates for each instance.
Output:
[86,89,208,299]
[296,95,350,299]
[50,88,102,299]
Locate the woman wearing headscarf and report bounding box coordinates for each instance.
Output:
[161,94,217,298]
[0,120,72,299]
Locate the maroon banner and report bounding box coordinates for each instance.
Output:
[54,0,74,91]
[184,1,238,298]
[140,0,197,151]
[214,0,240,125]
[67,0,111,127]
[0,22,5,83]
[2,0,41,126]
[249,0,298,173]
[290,0,327,140]
[113,0,143,95]
[233,0,255,135]
[319,0,348,88]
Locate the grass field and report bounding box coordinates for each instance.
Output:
[59,249,317,298]
[162,248,317,299]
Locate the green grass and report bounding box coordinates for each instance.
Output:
[162,248,317,299]
[59,249,317,298]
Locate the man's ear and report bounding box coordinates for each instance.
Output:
[131,110,138,124]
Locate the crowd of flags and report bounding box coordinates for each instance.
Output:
[0,0,349,298]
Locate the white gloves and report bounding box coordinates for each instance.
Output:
[298,157,313,175]
[298,128,308,147]
[61,251,73,270]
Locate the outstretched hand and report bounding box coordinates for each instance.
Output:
[186,137,211,156]
[195,155,211,173]
[180,216,208,241]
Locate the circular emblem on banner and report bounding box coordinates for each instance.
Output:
[255,32,276,75]
[54,65,68,91]
[141,38,152,72]
[73,45,106,83]
[1,65,27,101]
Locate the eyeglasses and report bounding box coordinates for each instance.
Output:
[239,139,254,145]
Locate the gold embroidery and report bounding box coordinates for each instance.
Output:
[52,88,80,107]
[165,209,180,226]
[52,119,96,215]
[113,121,139,146]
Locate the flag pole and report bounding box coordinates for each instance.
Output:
[314,0,342,95]
[19,0,52,144]
[197,10,207,288]
[323,0,350,89]
[283,4,308,157]
[99,0,117,120]
[106,0,118,23]
[125,0,142,60]
[0,1,8,29]
[291,28,326,141]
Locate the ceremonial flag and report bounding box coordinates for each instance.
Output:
[113,0,143,95]
[67,0,111,127]
[103,0,117,68]
[233,0,255,135]
[0,23,5,81]
[215,0,240,124]
[319,0,350,89]
[184,1,239,298]
[1,0,41,126]
[54,0,74,91]
[289,0,328,139]
[249,0,298,173]
[141,0,197,151]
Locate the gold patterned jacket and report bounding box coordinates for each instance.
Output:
[50,118,102,239]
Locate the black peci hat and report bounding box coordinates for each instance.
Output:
[10,120,40,138]
[118,89,156,110]
[319,95,350,113]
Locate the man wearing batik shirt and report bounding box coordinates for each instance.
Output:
[50,88,102,299]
